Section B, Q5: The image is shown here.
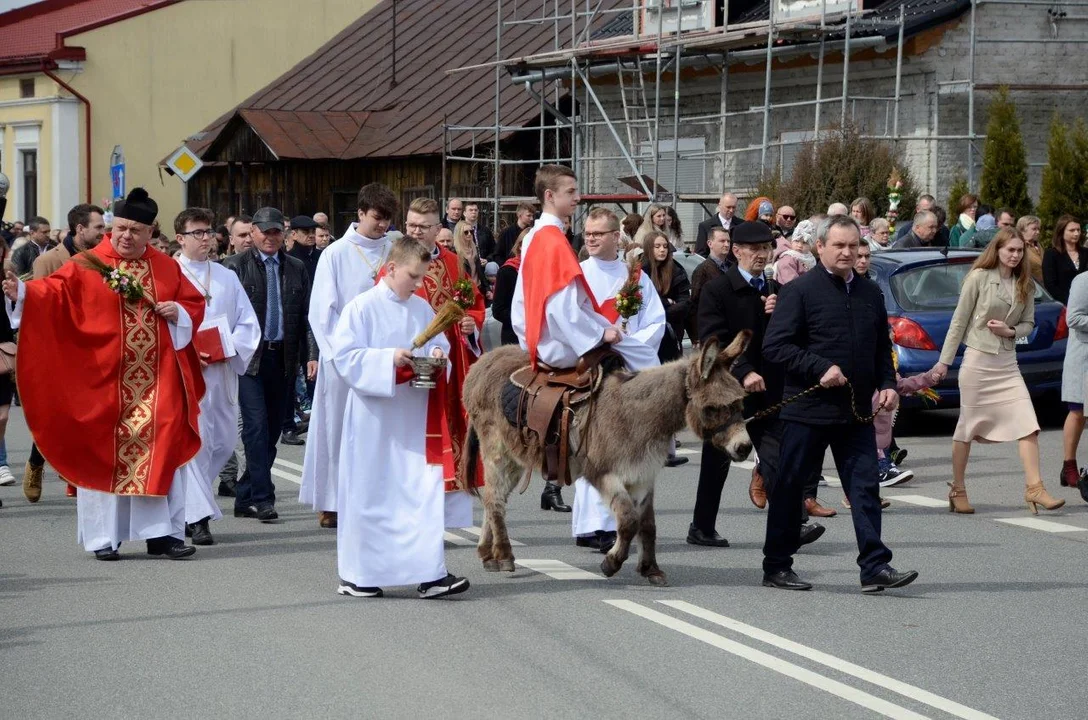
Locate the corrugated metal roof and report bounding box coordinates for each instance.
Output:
[189,0,629,162]
[0,0,169,63]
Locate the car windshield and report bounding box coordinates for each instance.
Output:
[889,262,1052,311]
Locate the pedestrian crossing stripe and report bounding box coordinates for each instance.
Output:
[995,517,1087,533]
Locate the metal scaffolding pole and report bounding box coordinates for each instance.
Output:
[841,8,852,128]
[652,2,665,198]
[893,4,905,139]
[671,0,682,206]
[717,55,728,185]
[813,0,827,135]
[760,1,775,171]
[493,0,503,226]
[967,0,977,187]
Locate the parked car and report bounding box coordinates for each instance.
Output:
[869,249,1067,409]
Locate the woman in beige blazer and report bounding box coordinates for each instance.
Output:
[930,228,1064,514]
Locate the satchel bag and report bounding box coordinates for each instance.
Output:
[0,342,16,375]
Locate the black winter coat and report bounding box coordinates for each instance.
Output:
[223,248,318,379]
[1042,246,1087,305]
[490,263,519,346]
[698,266,782,416]
[762,268,895,424]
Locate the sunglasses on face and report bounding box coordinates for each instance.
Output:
[778,214,796,221]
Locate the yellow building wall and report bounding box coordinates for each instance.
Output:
[55,0,378,225]
[0,75,63,224]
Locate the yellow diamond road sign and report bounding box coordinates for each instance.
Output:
[166,145,203,182]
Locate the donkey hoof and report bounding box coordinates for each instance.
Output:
[600,556,621,577]
[482,559,501,572]
[499,559,516,572]
[646,573,669,587]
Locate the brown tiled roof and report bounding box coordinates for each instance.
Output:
[183,0,628,162]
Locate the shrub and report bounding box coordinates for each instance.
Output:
[979,87,1033,216]
[755,125,919,223]
[1037,115,1088,238]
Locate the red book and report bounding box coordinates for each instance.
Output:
[195,327,226,364]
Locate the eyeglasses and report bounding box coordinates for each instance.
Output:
[182,229,216,240]
[583,231,618,240]
[405,223,436,232]
[778,214,796,221]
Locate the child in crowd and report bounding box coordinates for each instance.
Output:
[773,219,817,284]
[329,235,469,600]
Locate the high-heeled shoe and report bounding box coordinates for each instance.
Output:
[948,484,974,514]
[1025,482,1065,515]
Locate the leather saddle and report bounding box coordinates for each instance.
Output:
[501,346,621,486]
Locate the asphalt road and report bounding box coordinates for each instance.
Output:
[3,404,1088,720]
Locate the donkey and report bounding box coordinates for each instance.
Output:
[459,332,753,586]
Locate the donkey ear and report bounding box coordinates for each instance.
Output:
[718,329,752,366]
[699,337,721,380]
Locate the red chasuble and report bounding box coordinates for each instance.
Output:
[521,225,600,369]
[16,239,206,496]
[377,246,486,490]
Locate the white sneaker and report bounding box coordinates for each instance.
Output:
[0,465,14,486]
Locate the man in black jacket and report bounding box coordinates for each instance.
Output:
[223,207,318,522]
[691,222,823,548]
[694,192,741,257]
[762,216,917,593]
[284,214,322,442]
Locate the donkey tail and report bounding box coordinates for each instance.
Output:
[458,423,482,498]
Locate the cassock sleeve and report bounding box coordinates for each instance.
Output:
[226,273,261,375]
[168,303,193,350]
[308,250,342,359]
[330,299,396,398]
[462,274,486,357]
[6,279,26,329]
[168,268,207,351]
[610,273,666,370]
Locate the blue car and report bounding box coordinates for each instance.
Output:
[869,249,1067,409]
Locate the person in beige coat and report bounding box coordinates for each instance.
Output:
[930,228,1064,514]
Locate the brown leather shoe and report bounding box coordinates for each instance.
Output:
[748,467,767,509]
[23,462,43,503]
[804,497,837,517]
[318,511,338,529]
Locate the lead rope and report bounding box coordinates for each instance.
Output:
[743,380,880,425]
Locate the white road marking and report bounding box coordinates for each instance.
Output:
[459,525,524,546]
[605,600,931,720]
[274,458,305,473]
[271,467,301,484]
[443,532,476,546]
[661,600,998,720]
[730,459,843,488]
[516,559,601,580]
[886,494,948,508]
[674,447,699,457]
[995,517,1087,533]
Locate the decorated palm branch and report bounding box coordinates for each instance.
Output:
[75,251,156,308]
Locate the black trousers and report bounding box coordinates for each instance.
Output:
[236,348,286,510]
[762,420,893,578]
[691,418,771,533]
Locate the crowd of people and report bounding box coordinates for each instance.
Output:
[2,163,1086,597]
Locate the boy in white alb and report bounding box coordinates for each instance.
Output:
[174,208,261,546]
[575,207,666,550]
[330,236,469,599]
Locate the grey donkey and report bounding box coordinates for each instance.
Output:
[459,332,753,586]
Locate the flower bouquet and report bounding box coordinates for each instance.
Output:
[451,278,475,310]
[886,169,904,235]
[75,251,155,307]
[614,266,644,333]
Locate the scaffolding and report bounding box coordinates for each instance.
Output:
[443,0,1087,230]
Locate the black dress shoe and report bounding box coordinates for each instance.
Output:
[861,567,918,593]
[235,505,279,522]
[234,505,258,518]
[540,482,572,512]
[665,455,689,468]
[762,570,813,590]
[217,479,237,497]
[296,420,310,434]
[575,530,616,553]
[146,538,196,560]
[190,519,215,546]
[799,522,825,546]
[280,431,305,446]
[93,547,120,561]
[184,523,192,537]
[686,524,729,547]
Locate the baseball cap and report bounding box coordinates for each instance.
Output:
[252,207,285,232]
[289,215,318,230]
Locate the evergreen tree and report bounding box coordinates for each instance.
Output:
[1036,114,1087,238]
[946,174,970,227]
[979,87,1033,216]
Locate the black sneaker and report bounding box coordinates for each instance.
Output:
[664,455,689,468]
[889,446,908,465]
[878,466,914,488]
[217,479,237,497]
[418,573,470,599]
[337,580,383,598]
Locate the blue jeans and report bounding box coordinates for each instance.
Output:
[236,348,286,510]
[763,420,893,579]
[0,438,7,467]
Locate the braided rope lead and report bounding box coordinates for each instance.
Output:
[743,381,879,425]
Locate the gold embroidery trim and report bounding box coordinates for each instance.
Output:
[113,259,158,494]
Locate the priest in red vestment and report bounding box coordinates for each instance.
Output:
[3,188,206,561]
[379,198,485,527]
